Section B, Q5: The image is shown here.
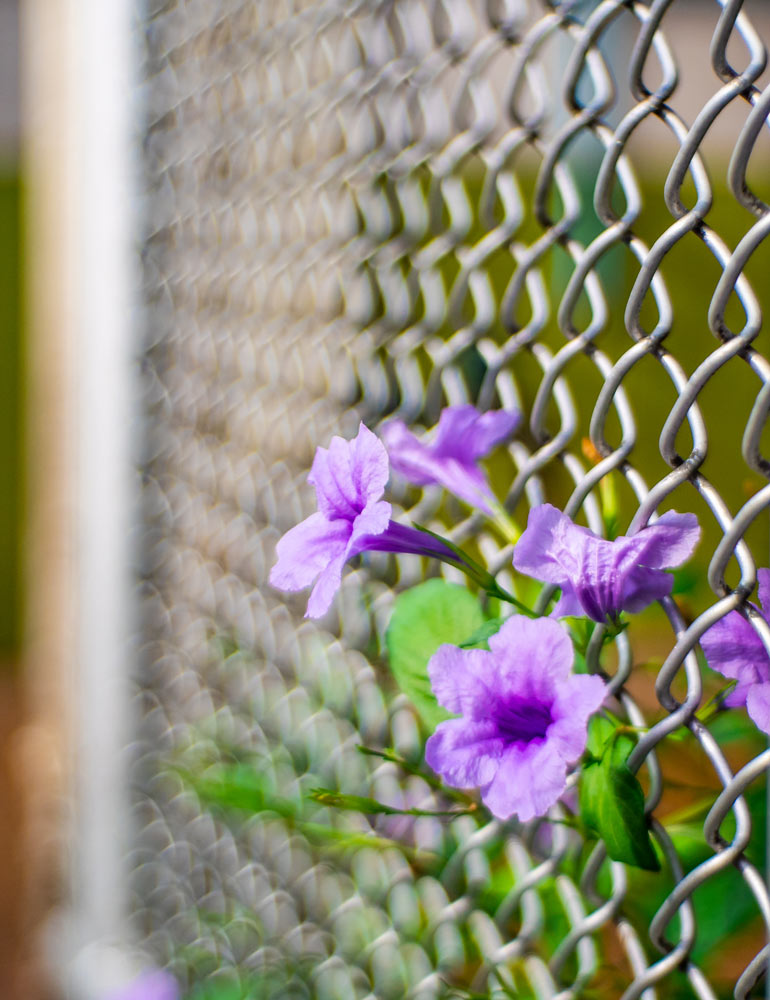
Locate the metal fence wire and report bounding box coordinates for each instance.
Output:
[137,1,770,997]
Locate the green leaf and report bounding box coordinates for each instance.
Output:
[580,727,660,872]
[585,714,619,758]
[695,679,737,723]
[178,763,298,820]
[459,617,505,648]
[309,787,473,817]
[385,579,486,730]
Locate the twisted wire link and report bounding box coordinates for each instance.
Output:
[135,0,770,997]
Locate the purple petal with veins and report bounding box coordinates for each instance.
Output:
[425,616,606,821]
[513,504,700,623]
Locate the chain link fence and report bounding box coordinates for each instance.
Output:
[136,1,770,997]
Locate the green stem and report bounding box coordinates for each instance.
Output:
[356,745,477,805]
[485,579,539,618]
[412,522,539,618]
[487,500,521,545]
[602,618,629,643]
[613,724,648,739]
[695,680,738,723]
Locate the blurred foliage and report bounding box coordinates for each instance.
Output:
[173,713,766,1000]
[181,951,319,1000]
[176,755,440,863]
[0,171,20,657]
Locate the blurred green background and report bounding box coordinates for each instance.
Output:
[0,169,20,660]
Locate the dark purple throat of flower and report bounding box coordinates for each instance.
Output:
[424,615,608,822]
[492,695,552,743]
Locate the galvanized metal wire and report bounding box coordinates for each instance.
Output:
[136,1,770,997]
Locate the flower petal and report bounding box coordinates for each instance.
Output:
[347,500,392,557]
[383,421,492,509]
[425,457,493,511]
[305,551,348,618]
[746,683,770,735]
[550,583,585,618]
[700,608,770,690]
[425,603,603,824]
[724,680,753,709]
[481,741,568,822]
[349,422,390,505]
[425,718,503,789]
[619,565,674,613]
[427,644,497,715]
[108,972,179,1000]
[382,406,516,511]
[432,405,520,460]
[487,615,574,696]
[309,423,388,519]
[270,512,350,592]
[515,504,700,622]
[309,441,357,520]
[512,504,584,585]
[631,511,701,569]
[549,674,608,760]
[379,420,436,486]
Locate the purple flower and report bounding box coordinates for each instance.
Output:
[701,569,770,734]
[381,405,520,513]
[104,971,179,1000]
[424,616,607,821]
[270,423,460,618]
[512,504,700,623]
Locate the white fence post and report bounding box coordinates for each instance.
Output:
[23,0,141,995]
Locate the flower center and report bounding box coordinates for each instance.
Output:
[493,695,552,743]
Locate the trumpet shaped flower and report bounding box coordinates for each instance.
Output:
[701,569,770,734]
[270,423,458,618]
[425,616,607,821]
[513,504,700,623]
[381,405,520,513]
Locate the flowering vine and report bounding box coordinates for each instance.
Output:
[268,406,720,871]
[425,615,607,822]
